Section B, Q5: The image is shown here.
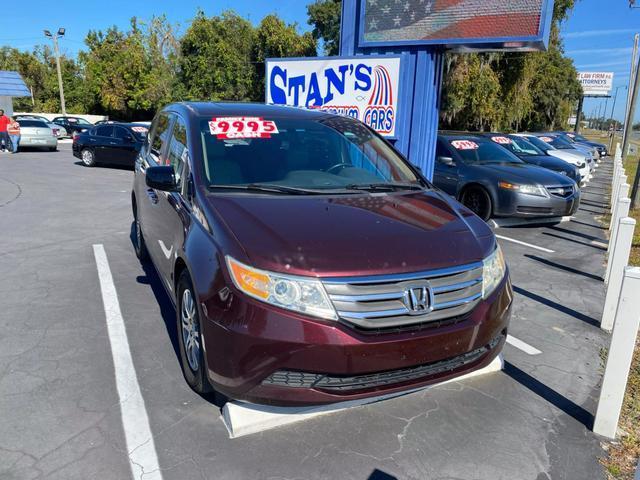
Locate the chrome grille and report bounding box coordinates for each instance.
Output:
[322,262,484,329]
[546,185,575,198]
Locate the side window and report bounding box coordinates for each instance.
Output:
[113,127,129,140]
[435,140,453,162]
[149,113,172,164]
[95,126,114,137]
[167,116,188,186]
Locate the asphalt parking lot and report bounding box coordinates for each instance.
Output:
[0,143,612,480]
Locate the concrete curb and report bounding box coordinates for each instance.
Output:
[221,354,504,438]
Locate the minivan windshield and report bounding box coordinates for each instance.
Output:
[199,116,424,192]
[448,138,524,165]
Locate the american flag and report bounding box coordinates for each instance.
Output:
[363,0,543,42]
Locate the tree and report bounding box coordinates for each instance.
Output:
[253,15,317,97]
[307,0,341,55]
[80,16,179,120]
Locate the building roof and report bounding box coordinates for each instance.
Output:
[0,71,30,97]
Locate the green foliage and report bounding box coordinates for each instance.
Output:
[307,0,341,55]
[79,16,179,120]
[178,11,256,102]
[440,1,582,132]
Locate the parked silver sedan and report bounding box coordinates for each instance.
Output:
[15,119,58,151]
[15,115,68,138]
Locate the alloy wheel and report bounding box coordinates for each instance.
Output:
[181,288,200,372]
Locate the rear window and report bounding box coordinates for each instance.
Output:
[449,138,523,165]
[16,120,48,128]
[199,116,420,189]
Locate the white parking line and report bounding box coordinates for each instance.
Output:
[93,245,164,480]
[495,235,555,253]
[506,335,542,355]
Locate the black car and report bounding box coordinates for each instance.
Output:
[478,133,580,183]
[435,133,580,221]
[72,123,149,167]
[52,116,94,136]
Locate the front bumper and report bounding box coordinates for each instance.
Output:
[200,275,512,406]
[494,189,580,218]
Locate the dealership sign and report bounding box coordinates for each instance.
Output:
[266,56,401,137]
[578,72,614,96]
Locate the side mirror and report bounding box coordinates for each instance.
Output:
[123,134,134,142]
[146,165,177,191]
[437,156,455,166]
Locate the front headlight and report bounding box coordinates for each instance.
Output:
[226,256,338,320]
[482,245,506,299]
[498,181,548,197]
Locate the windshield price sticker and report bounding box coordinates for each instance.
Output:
[131,126,148,133]
[491,136,511,145]
[209,117,278,139]
[451,140,479,150]
[540,136,553,142]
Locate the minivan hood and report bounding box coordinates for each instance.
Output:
[205,190,495,277]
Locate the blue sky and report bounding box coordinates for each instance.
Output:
[562,0,639,122]
[4,0,639,122]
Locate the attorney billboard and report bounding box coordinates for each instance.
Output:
[578,72,614,97]
[266,56,402,137]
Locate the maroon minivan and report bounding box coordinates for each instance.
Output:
[132,103,512,406]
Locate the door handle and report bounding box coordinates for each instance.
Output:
[146,188,159,204]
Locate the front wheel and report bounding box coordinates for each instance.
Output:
[177,271,212,394]
[81,148,95,167]
[461,186,493,221]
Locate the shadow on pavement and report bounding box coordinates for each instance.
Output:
[524,254,603,282]
[368,470,398,480]
[512,285,600,327]
[569,219,607,230]
[542,232,607,251]
[129,222,227,408]
[504,362,593,429]
[547,225,606,243]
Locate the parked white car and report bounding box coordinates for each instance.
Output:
[14,115,68,138]
[15,119,58,151]
[514,133,591,181]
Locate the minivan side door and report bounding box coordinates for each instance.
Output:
[143,114,190,290]
[137,112,174,274]
[433,139,460,196]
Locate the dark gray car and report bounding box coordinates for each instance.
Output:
[434,134,580,221]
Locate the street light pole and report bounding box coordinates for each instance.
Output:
[44,28,66,116]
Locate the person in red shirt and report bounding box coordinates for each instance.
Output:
[0,110,10,152]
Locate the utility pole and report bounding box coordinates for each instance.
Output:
[611,86,627,129]
[44,28,66,116]
[575,95,584,133]
[623,34,639,147]
[622,50,640,208]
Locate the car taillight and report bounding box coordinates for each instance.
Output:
[53,128,59,136]
[72,133,79,142]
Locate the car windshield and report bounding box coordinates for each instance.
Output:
[541,135,574,150]
[508,136,545,155]
[523,135,553,152]
[17,120,48,128]
[199,116,424,192]
[449,138,523,165]
[73,118,92,125]
[571,133,589,142]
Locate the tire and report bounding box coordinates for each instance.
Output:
[48,147,57,152]
[176,271,212,394]
[81,148,96,167]
[461,186,493,221]
[133,206,149,262]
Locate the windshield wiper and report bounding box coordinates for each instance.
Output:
[345,183,425,192]
[208,184,325,195]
